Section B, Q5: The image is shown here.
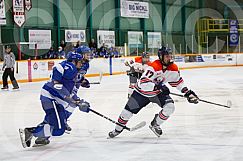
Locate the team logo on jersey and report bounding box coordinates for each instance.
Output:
[64,66,69,70]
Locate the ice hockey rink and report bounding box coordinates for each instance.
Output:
[0,66,243,161]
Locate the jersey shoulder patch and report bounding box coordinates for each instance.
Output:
[149,60,162,71]
[167,63,179,71]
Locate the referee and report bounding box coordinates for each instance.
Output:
[1,45,19,90]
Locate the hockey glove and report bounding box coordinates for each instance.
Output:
[127,71,143,79]
[184,90,199,104]
[81,78,90,88]
[124,60,134,66]
[156,82,170,95]
[77,99,90,113]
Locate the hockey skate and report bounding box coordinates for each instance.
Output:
[149,114,163,137]
[32,137,50,147]
[108,129,122,139]
[19,128,34,148]
[12,87,20,90]
[1,86,9,90]
[65,122,72,132]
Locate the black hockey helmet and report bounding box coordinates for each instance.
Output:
[142,52,150,58]
[158,46,173,66]
[141,52,150,64]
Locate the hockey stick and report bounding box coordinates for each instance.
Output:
[89,108,146,131]
[170,92,232,108]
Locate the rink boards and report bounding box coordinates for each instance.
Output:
[1,53,243,83]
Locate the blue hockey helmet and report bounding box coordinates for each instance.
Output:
[158,46,173,66]
[66,52,83,62]
[76,45,91,54]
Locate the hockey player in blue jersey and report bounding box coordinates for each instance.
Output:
[64,46,91,131]
[19,52,91,148]
[76,45,91,75]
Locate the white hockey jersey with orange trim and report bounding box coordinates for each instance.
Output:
[134,59,187,97]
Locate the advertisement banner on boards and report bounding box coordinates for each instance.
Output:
[128,31,143,48]
[0,0,6,25]
[65,30,86,43]
[97,30,115,48]
[147,32,161,48]
[229,20,239,46]
[29,30,52,49]
[120,0,149,19]
[13,0,25,27]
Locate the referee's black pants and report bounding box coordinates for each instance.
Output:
[2,68,19,88]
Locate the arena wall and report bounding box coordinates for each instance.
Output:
[1,53,243,84]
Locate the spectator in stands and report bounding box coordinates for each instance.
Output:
[46,47,57,59]
[60,40,66,51]
[90,47,98,58]
[57,46,66,59]
[89,38,97,51]
[1,45,19,90]
[130,49,138,56]
[75,40,81,48]
[99,43,107,57]
[108,46,114,58]
[113,47,121,58]
[89,39,98,58]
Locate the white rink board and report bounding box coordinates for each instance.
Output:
[0,53,243,82]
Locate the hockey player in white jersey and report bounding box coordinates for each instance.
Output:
[19,52,90,148]
[125,52,150,98]
[108,46,199,138]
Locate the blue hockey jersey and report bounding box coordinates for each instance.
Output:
[40,60,78,107]
[70,61,90,100]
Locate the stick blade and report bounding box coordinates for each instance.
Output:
[227,100,232,108]
[130,121,146,131]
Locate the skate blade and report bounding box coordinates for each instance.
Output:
[12,89,20,91]
[149,125,161,138]
[1,89,9,91]
[19,128,27,148]
[65,131,71,134]
[32,143,48,147]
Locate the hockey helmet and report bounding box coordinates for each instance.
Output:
[158,46,173,66]
[66,52,83,62]
[76,45,91,54]
[142,52,150,58]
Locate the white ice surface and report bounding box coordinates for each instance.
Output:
[0,67,243,161]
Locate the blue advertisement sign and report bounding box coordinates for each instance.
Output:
[229,20,239,46]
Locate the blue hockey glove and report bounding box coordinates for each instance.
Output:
[156,82,170,95]
[78,99,90,113]
[184,90,199,104]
